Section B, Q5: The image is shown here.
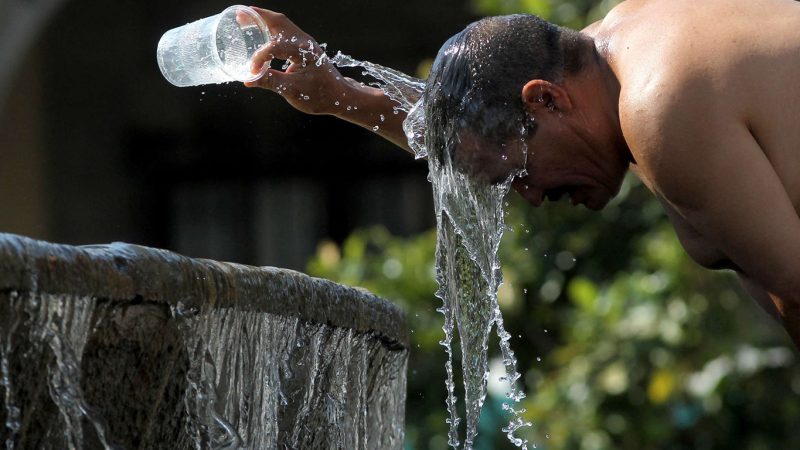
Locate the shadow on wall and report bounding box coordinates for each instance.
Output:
[0,0,476,269]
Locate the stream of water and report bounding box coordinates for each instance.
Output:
[329,52,533,448]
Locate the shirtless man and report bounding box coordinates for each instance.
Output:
[244,0,800,347]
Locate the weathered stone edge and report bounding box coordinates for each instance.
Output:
[0,233,409,349]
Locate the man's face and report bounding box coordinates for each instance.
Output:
[453,131,527,185]
[455,128,625,211]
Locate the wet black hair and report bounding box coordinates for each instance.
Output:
[423,14,591,161]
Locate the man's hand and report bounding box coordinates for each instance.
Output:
[243,7,349,115]
[242,7,414,153]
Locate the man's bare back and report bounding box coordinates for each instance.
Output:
[584,0,800,327]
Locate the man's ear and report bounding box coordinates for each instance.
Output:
[521,79,573,114]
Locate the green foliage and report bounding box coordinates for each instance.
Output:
[308,1,800,449]
[472,0,620,29]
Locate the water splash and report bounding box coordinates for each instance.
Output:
[330,52,425,116]
[330,53,532,448]
[425,127,531,449]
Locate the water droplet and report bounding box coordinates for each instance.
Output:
[372,126,380,132]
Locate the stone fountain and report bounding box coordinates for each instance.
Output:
[0,233,407,449]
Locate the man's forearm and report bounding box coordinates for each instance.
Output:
[331,79,415,154]
[242,8,421,154]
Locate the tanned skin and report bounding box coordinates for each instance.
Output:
[245,0,800,348]
[600,0,800,346]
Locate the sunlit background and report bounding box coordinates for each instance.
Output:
[2,0,799,449]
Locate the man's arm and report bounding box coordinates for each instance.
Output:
[243,8,415,153]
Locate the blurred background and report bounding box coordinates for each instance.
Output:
[2,0,799,449]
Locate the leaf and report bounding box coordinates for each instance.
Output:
[568,277,599,313]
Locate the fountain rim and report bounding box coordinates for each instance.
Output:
[0,232,408,349]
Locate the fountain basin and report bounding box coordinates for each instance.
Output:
[0,233,407,449]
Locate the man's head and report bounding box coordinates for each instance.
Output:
[423,14,630,210]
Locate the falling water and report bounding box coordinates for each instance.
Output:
[173,305,406,450]
[0,292,117,450]
[328,52,532,448]
[418,100,531,449]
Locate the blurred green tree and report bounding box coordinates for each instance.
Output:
[308,1,800,449]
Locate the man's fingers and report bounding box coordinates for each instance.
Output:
[250,43,275,73]
[247,7,320,61]
[248,7,295,34]
[235,11,256,27]
[244,68,291,92]
[251,39,318,73]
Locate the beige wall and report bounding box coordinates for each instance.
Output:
[0,47,48,239]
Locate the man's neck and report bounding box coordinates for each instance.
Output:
[568,41,630,165]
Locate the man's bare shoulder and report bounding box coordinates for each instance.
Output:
[619,69,713,159]
[604,0,800,95]
[618,68,743,211]
[615,0,800,198]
